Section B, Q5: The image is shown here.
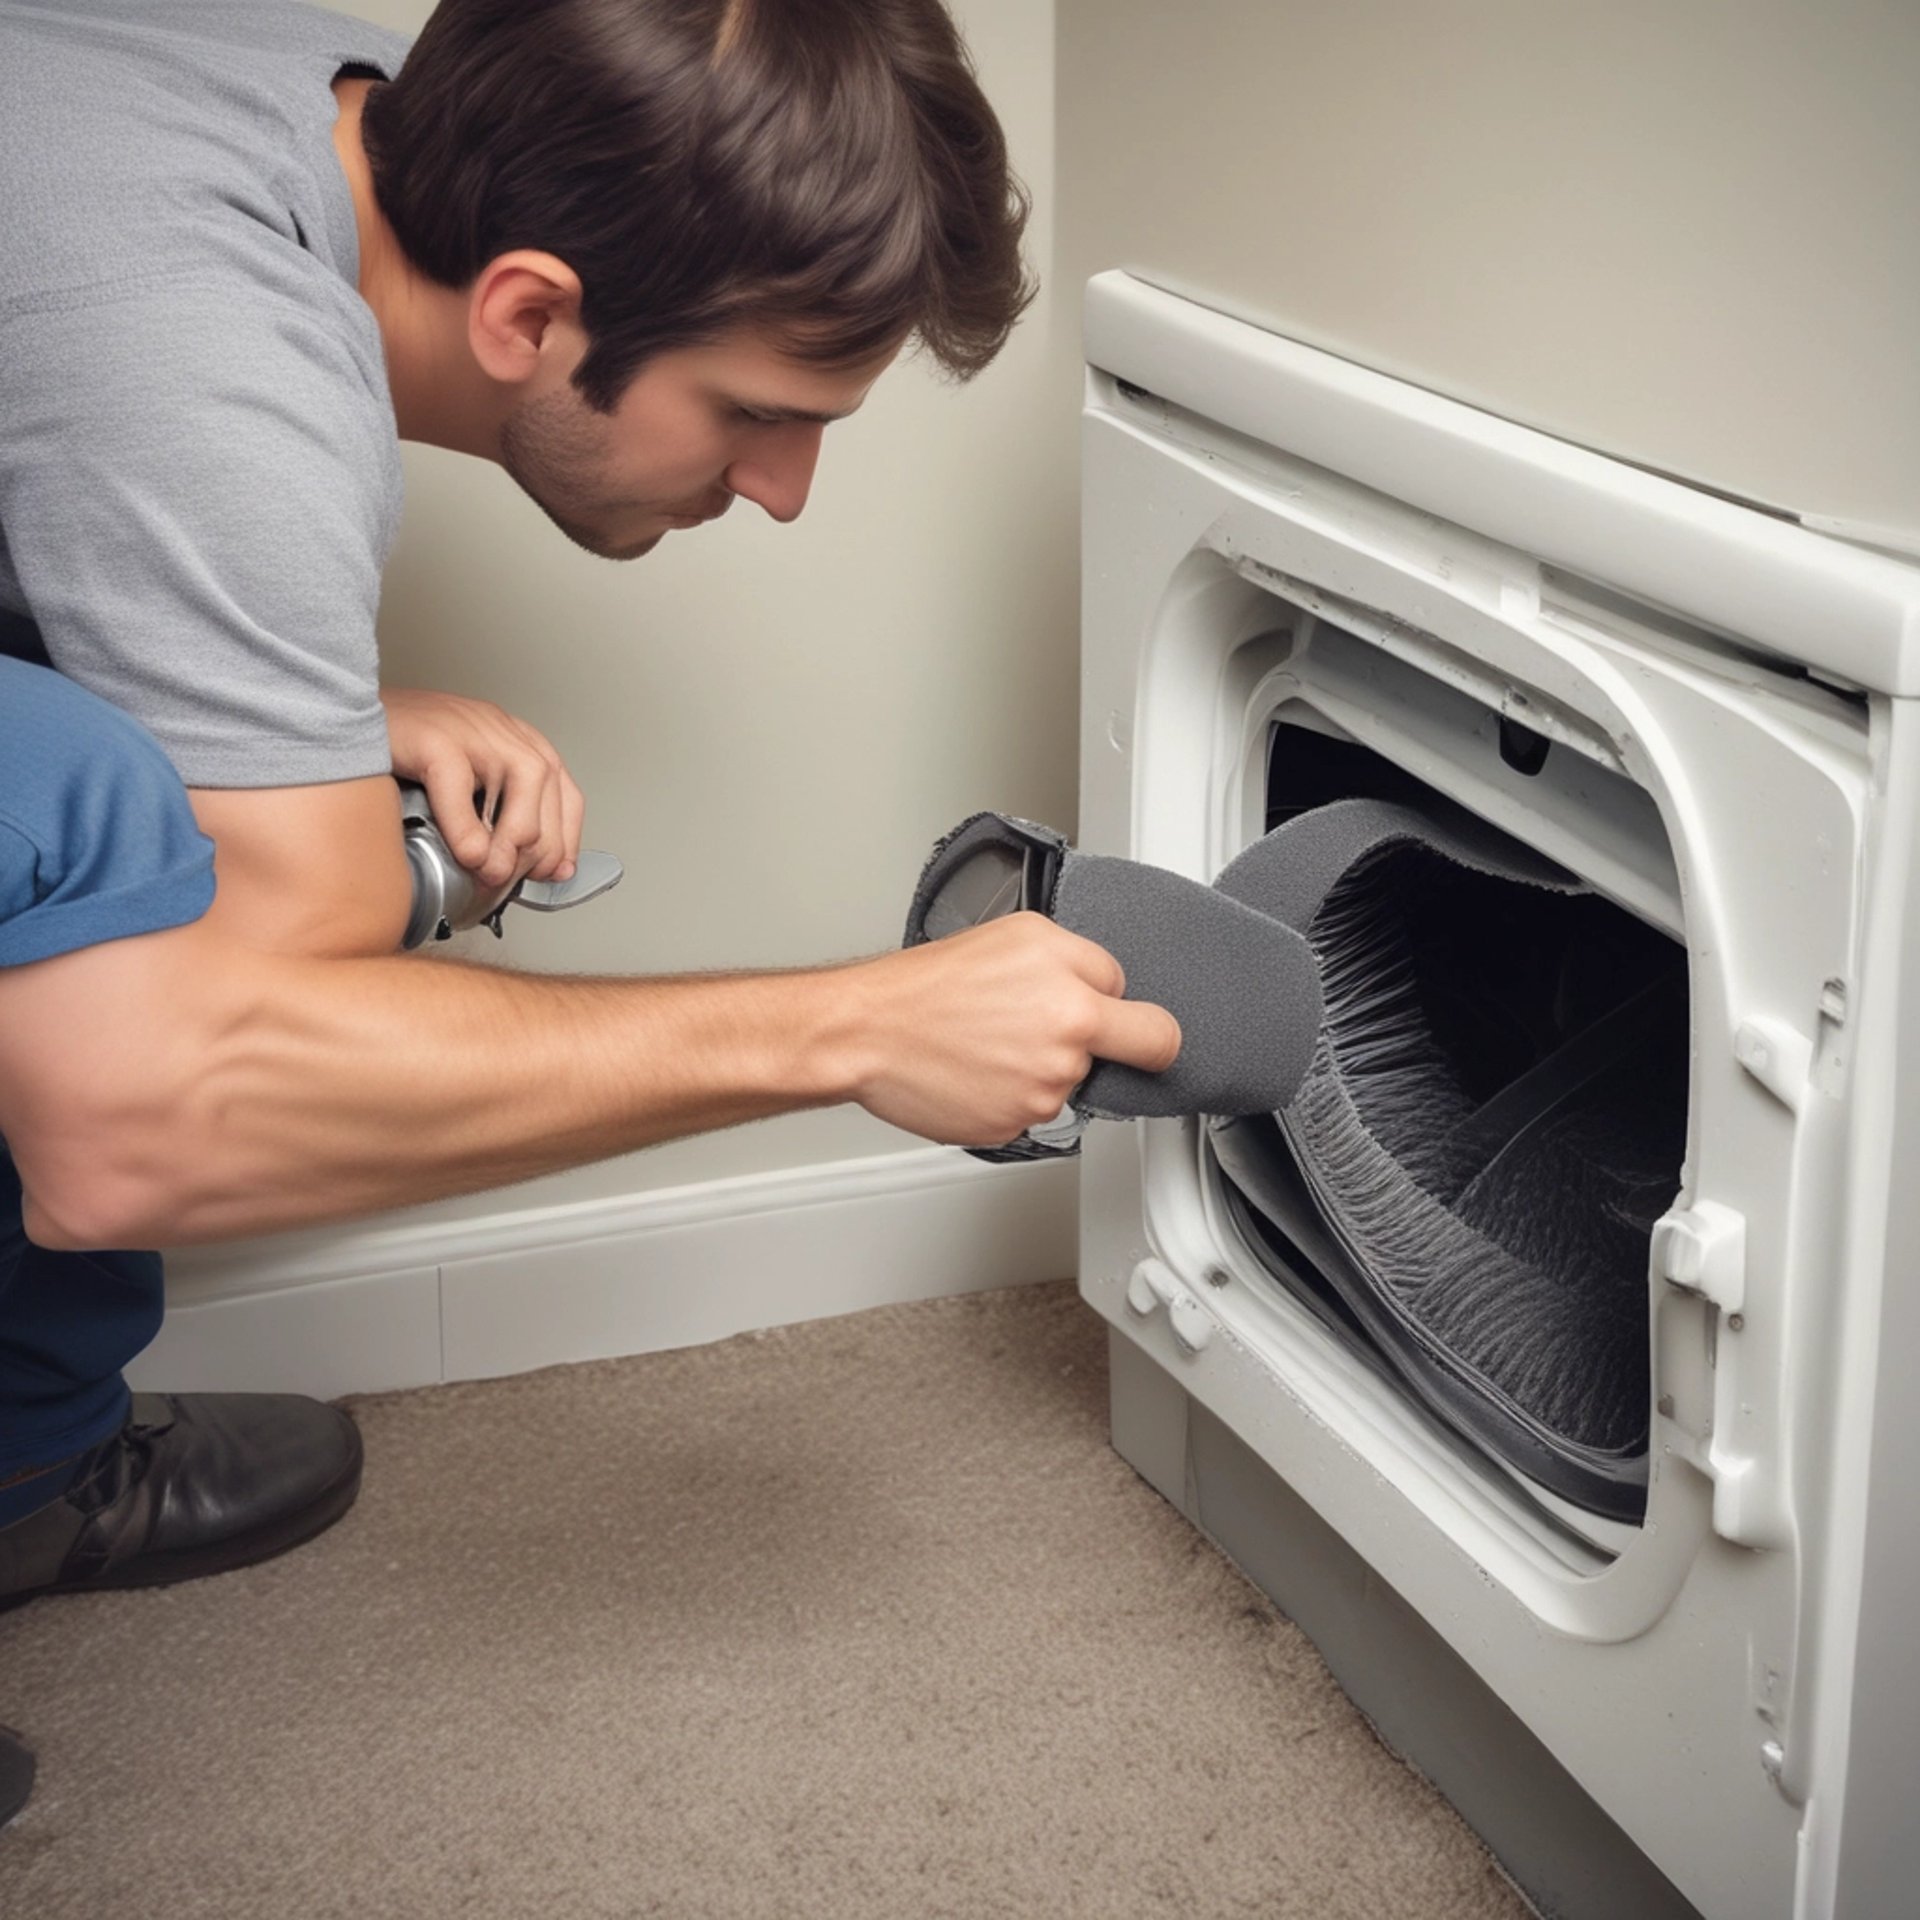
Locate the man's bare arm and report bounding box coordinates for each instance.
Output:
[188,777,414,956]
[189,688,584,955]
[0,911,1179,1251]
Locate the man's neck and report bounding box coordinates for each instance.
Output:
[330,77,504,459]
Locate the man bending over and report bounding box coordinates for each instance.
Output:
[0,0,1177,1614]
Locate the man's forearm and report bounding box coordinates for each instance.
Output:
[10,929,863,1248]
[2,891,1178,1252]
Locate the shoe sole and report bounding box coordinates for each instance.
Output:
[0,1445,363,1613]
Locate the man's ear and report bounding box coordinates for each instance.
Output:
[468,251,585,388]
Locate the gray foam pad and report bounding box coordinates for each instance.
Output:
[1054,855,1322,1120]
[902,812,1322,1124]
[901,800,1565,1130]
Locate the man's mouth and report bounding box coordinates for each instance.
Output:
[665,494,733,529]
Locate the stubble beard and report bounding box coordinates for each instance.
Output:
[498,389,662,562]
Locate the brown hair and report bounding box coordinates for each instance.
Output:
[360,0,1034,409]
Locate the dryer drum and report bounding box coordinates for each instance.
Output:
[1209,797,1689,1522]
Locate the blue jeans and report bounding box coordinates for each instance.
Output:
[0,1139,161,1507]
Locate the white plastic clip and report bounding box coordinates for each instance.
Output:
[1652,1203,1747,1317]
[1126,1258,1179,1318]
[1125,1259,1215,1354]
[1735,1018,1812,1114]
[1167,1294,1216,1354]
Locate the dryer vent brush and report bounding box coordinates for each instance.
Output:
[1210,796,1689,1521]
[906,798,1689,1522]
[904,811,1323,1159]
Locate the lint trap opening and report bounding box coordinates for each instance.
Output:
[1208,722,1689,1523]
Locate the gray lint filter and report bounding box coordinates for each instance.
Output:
[907,764,1687,1523]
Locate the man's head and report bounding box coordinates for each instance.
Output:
[360,0,1033,554]
[492,319,898,559]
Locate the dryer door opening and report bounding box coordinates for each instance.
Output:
[1208,723,1688,1525]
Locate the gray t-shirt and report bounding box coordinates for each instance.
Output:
[0,0,412,788]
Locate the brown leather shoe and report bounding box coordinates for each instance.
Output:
[0,1392,361,1612]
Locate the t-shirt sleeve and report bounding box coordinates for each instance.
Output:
[0,270,399,790]
[0,657,216,967]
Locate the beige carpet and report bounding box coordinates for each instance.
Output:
[0,1281,1529,1919]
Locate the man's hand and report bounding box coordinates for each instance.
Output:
[824,912,1183,1147]
[380,687,585,888]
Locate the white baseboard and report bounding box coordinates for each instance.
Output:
[126,1149,1079,1402]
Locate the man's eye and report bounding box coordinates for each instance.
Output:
[734,406,776,426]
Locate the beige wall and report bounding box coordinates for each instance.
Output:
[1057,0,1920,550]
[339,0,1073,1228]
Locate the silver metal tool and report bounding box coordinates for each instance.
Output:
[397,779,624,950]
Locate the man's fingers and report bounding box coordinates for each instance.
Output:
[1090,994,1183,1075]
[422,759,491,867]
[386,693,583,889]
[556,768,586,878]
[1019,922,1182,1074]
[1031,917,1127,1000]
[485,772,547,887]
[528,772,566,882]
[423,751,577,887]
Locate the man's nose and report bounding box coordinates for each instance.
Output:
[725,423,824,524]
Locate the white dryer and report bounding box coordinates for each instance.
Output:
[1058,13,1918,1910]
[1073,271,1920,1920]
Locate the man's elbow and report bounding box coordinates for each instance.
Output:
[20,1184,107,1254]
[0,923,259,1249]
[18,1144,185,1253]
[11,1083,215,1251]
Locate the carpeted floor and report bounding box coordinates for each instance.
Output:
[0,1281,1530,1918]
